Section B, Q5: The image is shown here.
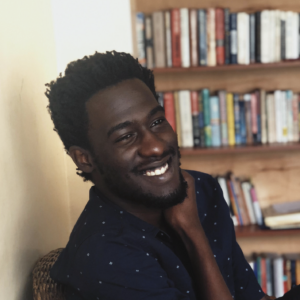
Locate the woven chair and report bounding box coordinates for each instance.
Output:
[32,248,66,300]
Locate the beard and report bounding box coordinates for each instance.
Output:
[95,147,188,210]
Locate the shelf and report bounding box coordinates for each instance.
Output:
[180,142,300,156]
[235,225,300,238]
[153,60,300,74]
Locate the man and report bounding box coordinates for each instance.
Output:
[47,51,276,300]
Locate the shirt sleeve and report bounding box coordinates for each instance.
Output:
[68,233,194,300]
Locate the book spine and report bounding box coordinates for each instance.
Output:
[219,90,228,146]
[189,9,198,67]
[237,13,250,65]
[281,91,288,143]
[292,94,299,142]
[257,256,262,286]
[296,260,300,285]
[261,10,270,63]
[283,260,288,294]
[266,258,273,296]
[286,260,291,291]
[256,90,262,143]
[286,90,294,142]
[299,13,300,58]
[198,92,206,147]
[207,8,216,66]
[275,10,281,62]
[163,92,176,132]
[227,93,235,146]
[178,90,194,147]
[226,176,241,225]
[180,8,190,68]
[251,92,258,143]
[165,11,173,68]
[224,8,230,65]
[215,8,225,65]
[171,9,181,67]
[234,93,241,145]
[291,260,296,288]
[299,94,300,141]
[229,175,243,225]
[202,89,212,147]
[230,13,238,64]
[191,91,201,147]
[274,90,283,143]
[174,91,182,147]
[198,9,207,66]
[239,95,247,145]
[261,258,267,293]
[145,16,154,69]
[255,11,261,62]
[136,12,146,67]
[267,93,276,143]
[286,12,299,59]
[260,90,268,144]
[281,12,286,60]
[250,186,263,226]
[210,96,221,147]
[249,13,256,64]
[269,10,275,63]
[241,182,257,224]
[153,11,166,68]
[236,178,251,225]
[274,257,285,298]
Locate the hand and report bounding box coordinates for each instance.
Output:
[164,170,201,232]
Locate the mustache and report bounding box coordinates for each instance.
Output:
[131,146,177,174]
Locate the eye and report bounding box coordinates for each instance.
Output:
[151,118,165,127]
[116,133,133,142]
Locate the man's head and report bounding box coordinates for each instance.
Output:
[46,51,187,210]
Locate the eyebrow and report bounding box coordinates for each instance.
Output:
[107,105,165,138]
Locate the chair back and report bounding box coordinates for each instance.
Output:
[32,248,66,300]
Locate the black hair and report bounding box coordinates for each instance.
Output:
[45,51,158,181]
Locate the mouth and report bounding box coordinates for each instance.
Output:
[140,157,172,177]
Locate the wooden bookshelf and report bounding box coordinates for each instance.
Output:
[131,0,300,254]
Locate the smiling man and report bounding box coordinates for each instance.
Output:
[47,51,273,300]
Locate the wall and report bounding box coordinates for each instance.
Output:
[0,0,71,299]
[51,0,133,227]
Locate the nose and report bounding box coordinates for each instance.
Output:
[137,129,165,158]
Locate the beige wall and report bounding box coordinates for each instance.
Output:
[0,0,71,299]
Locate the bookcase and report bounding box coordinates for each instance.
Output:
[130,0,300,255]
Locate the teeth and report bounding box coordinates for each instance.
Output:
[144,163,169,177]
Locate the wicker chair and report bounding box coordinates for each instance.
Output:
[32,248,66,300]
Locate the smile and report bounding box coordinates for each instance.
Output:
[143,162,169,177]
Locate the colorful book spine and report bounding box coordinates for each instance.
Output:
[224,8,230,65]
[171,9,181,67]
[239,95,247,145]
[245,94,253,145]
[207,8,216,66]
[189,9,198,67]
[163,92,176,132]
[215,8,225,65]
[226,174,241,225]
[250,186,263,226]
[234,93,241,145]
[229,13,237,64]
[136,12,146,67]
[274,257,284,298]
[286,90,294,142]
[145,16,154,69]
[226,93,235,146]
[249,13,256,63]
[274,90,283,143]
[210,96,221,147]
[229,174,243,225]
[251,92,258,143]
[256,90,262,143]
[198,9,207,66]
[153,11,166,68]
[202,89,211,147]
[260,90,268,144]
[219,90,228,146]
[180,8,190,68]
[198,91,206,147]
[165,11,172,68]
[191,91,201,147]
[237,12,250,65]
[241,181,257,225]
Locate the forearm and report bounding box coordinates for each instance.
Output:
[177,223,233,300]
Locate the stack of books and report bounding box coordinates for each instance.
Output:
[158,89,300,148]
[248,253,300,298]
[136,8,300,68]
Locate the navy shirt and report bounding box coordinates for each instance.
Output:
[51,170,264,300]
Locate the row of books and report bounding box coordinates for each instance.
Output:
[159,89,300,148]
[247,253,300,298]
[136,8,300,69]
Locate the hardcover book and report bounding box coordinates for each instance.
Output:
[198,9,207,66]
[207,8,217,66]
[210,96,221,147]
[136,12,146,67]
[229,13,237,64]
[202,89,212,146]
[165,11,173,67]
[189,9,198,67]
[180,8,190,68]
[215,8,225,65]
[145,16,154,69]
[171,9,181,67]
[153,11,166,68]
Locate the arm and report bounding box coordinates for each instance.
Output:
[164,170,233,300]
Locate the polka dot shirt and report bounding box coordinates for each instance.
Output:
[50,170,264,300]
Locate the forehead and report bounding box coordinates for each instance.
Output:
[86,78,158,132]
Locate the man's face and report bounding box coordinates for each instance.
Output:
[85,78,186,209]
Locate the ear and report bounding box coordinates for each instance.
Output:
[68,146,95,174]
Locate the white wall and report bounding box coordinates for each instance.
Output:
[51,0,133,226]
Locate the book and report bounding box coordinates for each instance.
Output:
[218,90,228,146]
[266,257,273,295]
[178,90,193,147]
[235,177,251,225]
[171,9,181,67]
[198,9,207,66]
[198,91,206,147]
[207,8,216,66]
[229,13,238,64]
[261,257,267,293]
[275,10,281,62]
[292,93,299,142]
[286,12,299,60]
[255,90,262,143]
[241,181,257,225]
[210,96,221,147]
[239,95,247,145]
[163,92,176,132]
[164,11,172,68]
[215,8,225,65]
[226,173,241,225]
[250,186,263,226]
[286,90,294,142]
[224,8,230,65]
[269,10,275,63]
[189,9,198,67]
[191,91,201,147]
[255,11,261,62]
[145,16,154,69]
[136,12,146,67]
[202,89,212,147]
[237,12,250,65]
[296,260,300,285]
[174,91,182,147]
[226,93,235,146]
[260,90,268,144]
[274,90,283,143]
[273,256,285,298]
[234,93,241,145]
[249,13,256,64]
[180,8,190,68]
[281,12,286,60]
[251,92,258,143]
[261,10,270,63]
[267,93,276,143]
[281,91,288,143]
[153,11,166,68]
